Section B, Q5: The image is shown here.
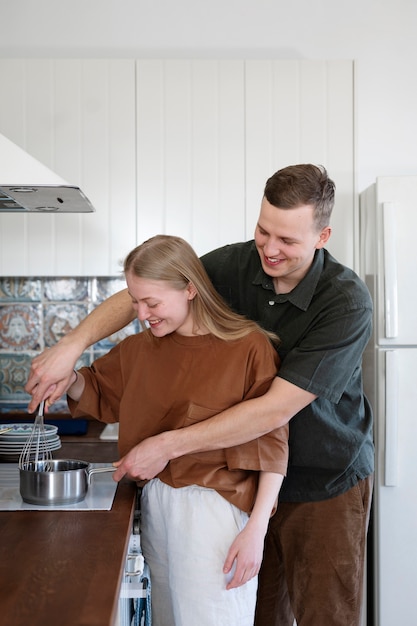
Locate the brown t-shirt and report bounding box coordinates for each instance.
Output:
[68,329,288,513]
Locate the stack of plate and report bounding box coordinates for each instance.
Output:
[0,423,62,462]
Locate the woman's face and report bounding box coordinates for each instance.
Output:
[125,271,197,337]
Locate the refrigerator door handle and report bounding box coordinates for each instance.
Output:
[384,350,399,486]
[382,202,399,338]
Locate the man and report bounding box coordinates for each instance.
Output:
[26,164,374,626]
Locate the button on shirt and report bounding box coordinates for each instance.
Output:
[201,241,374,502]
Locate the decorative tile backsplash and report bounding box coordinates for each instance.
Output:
[0,277,139,414]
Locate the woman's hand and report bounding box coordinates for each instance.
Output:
[223,520,266,590]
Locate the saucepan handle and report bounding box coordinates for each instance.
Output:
[87,464,116,484]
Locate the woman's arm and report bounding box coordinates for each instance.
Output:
[25,288,134,412]
[223,471,284,589]
[66,370,85,402]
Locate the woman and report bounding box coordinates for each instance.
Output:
[66,234,288,626]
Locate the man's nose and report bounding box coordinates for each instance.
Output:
[264,240,280,257]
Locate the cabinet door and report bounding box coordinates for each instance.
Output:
[0,59,136,276]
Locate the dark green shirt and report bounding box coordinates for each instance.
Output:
[201,241,374,502]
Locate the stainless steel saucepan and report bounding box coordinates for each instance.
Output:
[19,459,116,505]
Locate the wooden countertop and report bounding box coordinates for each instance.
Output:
[0,422,137,626]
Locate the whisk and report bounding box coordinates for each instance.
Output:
[18,400,53,471]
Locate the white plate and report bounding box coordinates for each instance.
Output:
[0,423,58,441]
[0,436,58,448]
[0,440,62,462]
[0,437,61,451]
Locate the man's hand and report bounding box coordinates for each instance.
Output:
[25,340,81,412]
[112,433,171,482]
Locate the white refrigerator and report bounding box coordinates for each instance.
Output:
[360,175,417,626]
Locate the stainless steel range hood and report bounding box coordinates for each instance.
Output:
[0,134,95,213]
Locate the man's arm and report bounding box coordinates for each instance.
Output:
[25,289,134,412]
[112,377,316,481]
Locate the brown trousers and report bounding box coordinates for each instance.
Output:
[254,475,373,626]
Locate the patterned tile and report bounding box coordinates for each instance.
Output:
[93,277,127,304]
[92,276,139,349]
[0,278,42,302]
[0,304,42,351]
[0,276,136,413]
[44,278,89,301]
[43,303,89,347]
[0,353,32,407]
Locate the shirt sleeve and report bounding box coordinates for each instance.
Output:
[67,341,124,423]
[225,333,289,476]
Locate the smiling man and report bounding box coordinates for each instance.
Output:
[255,199,330,292]
[26,164,374,626]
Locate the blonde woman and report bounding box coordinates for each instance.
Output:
[66,234,288,626]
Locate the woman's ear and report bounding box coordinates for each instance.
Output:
[187,282,198,300]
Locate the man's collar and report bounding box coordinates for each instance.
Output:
[252,249,324,311]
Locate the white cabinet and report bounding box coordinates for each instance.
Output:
[0,59,354,275]
[0,59,137,276]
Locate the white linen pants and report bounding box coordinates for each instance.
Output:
[140,478,258,626]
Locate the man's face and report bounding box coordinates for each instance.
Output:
[254,197,331,293]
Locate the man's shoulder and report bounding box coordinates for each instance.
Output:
[201,240,257,275]
[321,250,372,307]
[201,239,255,260]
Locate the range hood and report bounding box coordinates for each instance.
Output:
[0,134,95,213]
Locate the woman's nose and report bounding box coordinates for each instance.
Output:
[136,303,149,321]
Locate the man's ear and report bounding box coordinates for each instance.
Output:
[316,226,332,249]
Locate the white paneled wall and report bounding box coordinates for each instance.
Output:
[0,59,354,275]
[135,59,355,264]
[136,60,246,256]
[0,59,136,276]
[245,60,355,268]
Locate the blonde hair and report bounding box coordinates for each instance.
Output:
[124,234,279,345]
